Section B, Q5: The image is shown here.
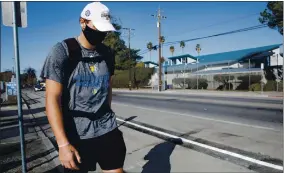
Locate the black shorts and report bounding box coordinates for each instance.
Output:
[63,128,126,173]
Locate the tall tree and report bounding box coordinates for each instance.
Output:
[23,67,37,85]
[170,46,175,56]
[147,42,153,61]
[180,41,185,54]
[103,16,143,70]
[259,1,283,35]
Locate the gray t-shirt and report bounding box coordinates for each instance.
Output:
[40,38,117,140]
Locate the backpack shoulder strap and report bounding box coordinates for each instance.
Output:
[61,38,82,111]
[96,43,115,75]
[64,38,82,61]
[62,38,82,78]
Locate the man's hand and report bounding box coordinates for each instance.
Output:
[59,144,81,170]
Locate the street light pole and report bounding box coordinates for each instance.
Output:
[122,27,135,91]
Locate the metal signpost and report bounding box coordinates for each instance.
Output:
[1,2,27,173]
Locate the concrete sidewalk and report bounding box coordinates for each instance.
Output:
[113,88,283,98]
[0,98,58,173]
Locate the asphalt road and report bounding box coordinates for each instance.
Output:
[112,93,283,127]
[113,91,283,104]
[111,91,283,164]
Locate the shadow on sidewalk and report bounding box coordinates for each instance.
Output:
[0,107,48,140]
[0,147,56,173]
[44,165,63,173]
[0,107,46,118]
[142,138,183,173]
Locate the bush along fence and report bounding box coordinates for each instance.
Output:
[172,73,283,92]
[112,67,155,89]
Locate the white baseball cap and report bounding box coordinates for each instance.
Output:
[80,2,116,32]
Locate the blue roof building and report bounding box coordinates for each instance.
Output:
[163,43,282,75]
[144,43,283,90]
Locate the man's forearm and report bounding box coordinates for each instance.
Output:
[46,96,69,145]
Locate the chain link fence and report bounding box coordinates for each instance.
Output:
[169,66,283,92]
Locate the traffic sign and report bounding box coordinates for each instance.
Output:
[1,2,27,28]
[6,82,17,96]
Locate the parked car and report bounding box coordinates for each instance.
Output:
[34,84,44,92]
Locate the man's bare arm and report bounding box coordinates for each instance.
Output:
[45,79,69,146]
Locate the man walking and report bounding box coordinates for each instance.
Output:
[40,2,126,173]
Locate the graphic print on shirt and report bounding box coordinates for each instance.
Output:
[71,59,110,113]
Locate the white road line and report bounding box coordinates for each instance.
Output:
[113,102,279,132]
[116,118,283,171]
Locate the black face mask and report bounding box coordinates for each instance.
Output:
[83,25,107,45]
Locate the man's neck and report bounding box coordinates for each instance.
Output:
[77,33,96,50]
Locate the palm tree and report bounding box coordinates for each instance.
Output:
[147,42,153,61]
[196,44,201,56]
[180,41,185,54]
[170,46,175,56]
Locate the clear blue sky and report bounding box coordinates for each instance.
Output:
[1,1,282,78]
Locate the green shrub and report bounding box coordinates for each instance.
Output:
[264,80,283,91]
[249,83,261,91]
[173,78,208,89]
[112,67,154,88]
[249,81,283,92]
[236,75,261,90]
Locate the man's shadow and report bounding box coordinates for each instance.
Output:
[142,138,183,173]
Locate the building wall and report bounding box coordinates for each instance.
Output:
[193,62,244,72]
[145,63,157,68]
[170,57,196,66]
[187,58,196,64]
[270,48,283,66]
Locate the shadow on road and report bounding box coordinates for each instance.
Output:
[142,138,183,173]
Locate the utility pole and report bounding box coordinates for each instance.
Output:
[196,44,201,90]
[122,27,135,91]
[152,7,166,92]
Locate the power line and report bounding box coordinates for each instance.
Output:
[138,24,268,56]
[164,24,267,46]
[168,13,260,39]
